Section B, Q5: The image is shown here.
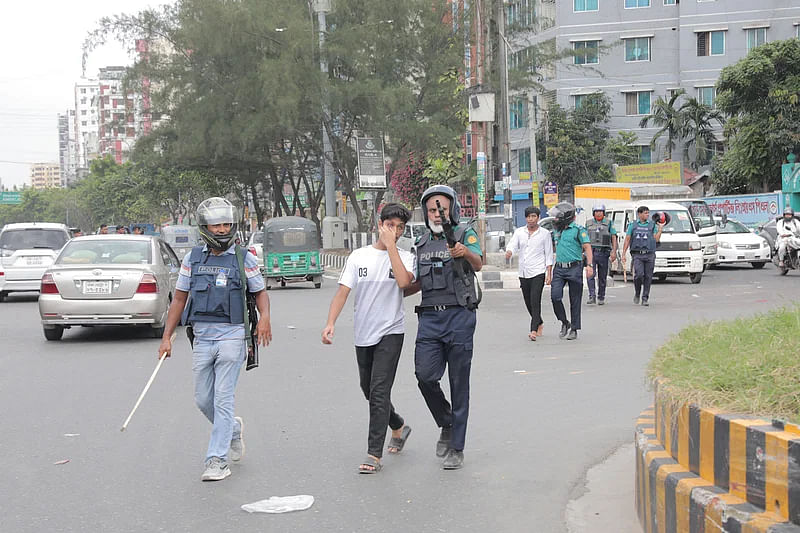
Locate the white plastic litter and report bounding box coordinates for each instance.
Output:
[241,495,314,514]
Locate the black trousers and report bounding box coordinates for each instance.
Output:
[519,273,546,332]
[415,307,476,452]
[355,334,405,458]
[633,252,656,300]
[551,264,583,330]
[587,249,610,299]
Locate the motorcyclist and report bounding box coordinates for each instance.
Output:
[777,207,800,268]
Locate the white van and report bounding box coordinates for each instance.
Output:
[397,222,429,254]
[607,201,704,284]
[0,222,71,301]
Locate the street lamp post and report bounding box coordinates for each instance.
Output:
[312,0,337,226]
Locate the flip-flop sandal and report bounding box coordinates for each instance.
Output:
[358,456,382,474]
[528,332,537,341]
[387,426,412,454]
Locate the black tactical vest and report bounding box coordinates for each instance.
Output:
[415,226,480,310]
[586,218,613,248]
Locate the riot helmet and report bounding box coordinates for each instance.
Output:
[197,197,238,251]
[420,184,461,230]
[550,202,576,231]
[592,204,606,214]
[784,207,795,218]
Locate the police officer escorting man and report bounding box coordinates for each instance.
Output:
[158,197,272,482]
[585,204,617,306]
[622,205,664,306]
[410,185,482,470]
[549,202,593,341]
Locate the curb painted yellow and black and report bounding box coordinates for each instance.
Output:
[635,382,800,532]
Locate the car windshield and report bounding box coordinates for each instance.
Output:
[660,210,696,234]
[57,240,153,265]
[718,220,750,234]
[0,228,69,251]
[486,217,504,232]
[676,201,715,229]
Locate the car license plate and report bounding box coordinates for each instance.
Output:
[83,280,112,294]
[655,258,667,267]
[745,252,755,260]
[290,254,300,261]
[27,256,43,265]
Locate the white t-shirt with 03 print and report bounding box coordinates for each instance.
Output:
[338,245,416,347]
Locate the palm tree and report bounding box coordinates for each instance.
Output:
[639,89,686,161]
[680,98,725,170]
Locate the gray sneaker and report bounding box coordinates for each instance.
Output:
[201,457,231,482]
[230,416,245,462]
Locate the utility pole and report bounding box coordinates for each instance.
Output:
[528,92,538,186]
[497,1,512,233]
[313,0,337,225]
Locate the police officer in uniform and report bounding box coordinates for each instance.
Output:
[159,197,272,482]
[410,185,482,470]
[549,202,593,341]
[622,205,664,306]
[585,204,617,306]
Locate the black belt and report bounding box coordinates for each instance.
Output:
[555,261,581,268]
[415,304,463,314]
[592,247,611,252]
[630,250,653,255]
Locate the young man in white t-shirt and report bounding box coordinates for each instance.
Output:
[321,203,416,474]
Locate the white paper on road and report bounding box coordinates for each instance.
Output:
[241,495,314,514]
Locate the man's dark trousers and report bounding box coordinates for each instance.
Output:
[519,273,545,332]
[587,248,610,300]
[633,252,656,300]
[356,334,405,459]
[551,263,583,330]
[415,307,476,452]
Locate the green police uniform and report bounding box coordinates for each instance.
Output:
[424,226,482,256]
[554,222,590,263]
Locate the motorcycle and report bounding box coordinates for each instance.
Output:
[772,236,800,275]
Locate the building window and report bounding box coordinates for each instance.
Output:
[81,110,87,116]
[697,87,716,107]
[625,0,649,8]
[573,40,599,64]
[467,153,473,165]
[624,38,650,62]
[80,98,86,104]
[746,28,767,51]
[509,46,535,73]
[664,0,676,4]
[510,99,527,129]
[80,88,86,94]
[81,121,87,126]
[626,91,651,115]
[506,0,534,28]
[637,146,652,164]
[574,0,598,12]
[518,148,532,173]
[796,25,799,39]
[466,133,472,147]
[697,31,725,56]
[574,94,587,109]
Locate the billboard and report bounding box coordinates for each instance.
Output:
[356,137,387,189]
[615,161,682,185]
[705,193,783,228]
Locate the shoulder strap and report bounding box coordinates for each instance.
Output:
[234,246,253,349]
[454,225,468,243]
[189,246,204,263]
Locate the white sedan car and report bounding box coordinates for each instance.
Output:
[716,219,771,268]
[38,235,179,340]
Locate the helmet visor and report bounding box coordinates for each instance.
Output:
[197,200,237,226]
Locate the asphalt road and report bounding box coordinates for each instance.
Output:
[3,262,797,533]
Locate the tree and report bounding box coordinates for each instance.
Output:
[713,39,800,192]
[639,89,685,161]
[681,98,724,170]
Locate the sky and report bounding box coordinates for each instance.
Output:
[0,0,166,189]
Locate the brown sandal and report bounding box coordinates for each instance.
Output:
[358,456,382,474]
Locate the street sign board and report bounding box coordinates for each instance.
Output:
[531,181,540,207]
[543,181,558,207]
[356,137,387,189]
[0,191,22,205]
[476,152,486,216]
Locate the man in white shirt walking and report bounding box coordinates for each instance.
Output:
[505,206,554,341]
[321,203,416,474]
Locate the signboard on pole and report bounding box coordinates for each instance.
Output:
[543,181,558,207]
[356,137,387,189]
[476,152,486,216]
[531,181,540,207]
[0,191,22,205]
[615,161,682,185]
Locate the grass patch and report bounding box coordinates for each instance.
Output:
[648,307,800,424]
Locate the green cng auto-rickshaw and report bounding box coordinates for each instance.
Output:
[263,216,323,289]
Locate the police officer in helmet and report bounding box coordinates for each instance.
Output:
[585,204,617,306]
[549,202,593,340]
[408,185,482,470]
[158,197,272,482]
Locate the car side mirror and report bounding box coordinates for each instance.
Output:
[693,218,702,229]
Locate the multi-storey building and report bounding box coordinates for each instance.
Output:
[30,163,62,190]
[508,0,800,177]
[73,79,100,177]
[57,111,78,186]
[95,66,138,164]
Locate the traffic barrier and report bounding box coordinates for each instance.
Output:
[320,252,348,271]
[635,382,800,532]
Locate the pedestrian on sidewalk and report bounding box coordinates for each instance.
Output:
[158,197,272,482]
[622,205,664,306]
[549,202,593,341]
[408,185,482,470]
[505,206,554,341]
[585,204,617,306]
[321,203,416,474]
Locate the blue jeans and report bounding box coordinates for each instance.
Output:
[192,338,245,461]
[551,264,583,330]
